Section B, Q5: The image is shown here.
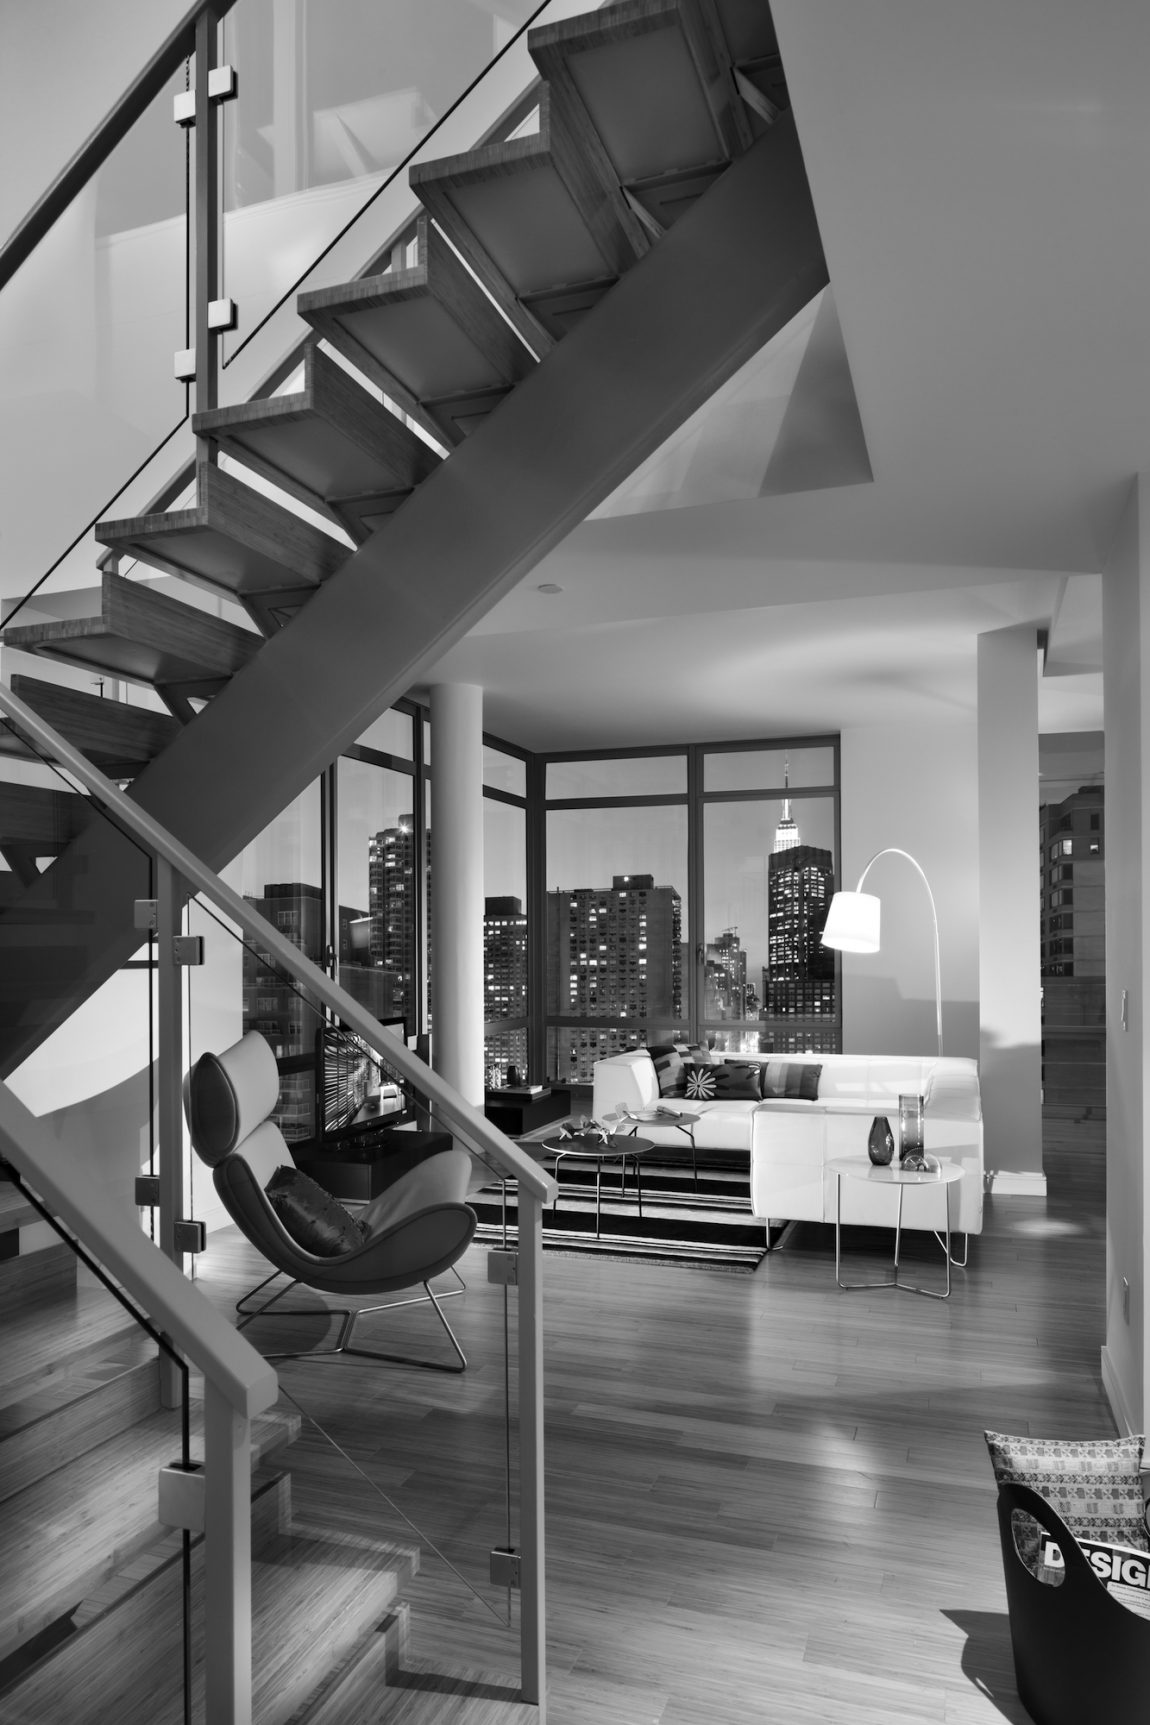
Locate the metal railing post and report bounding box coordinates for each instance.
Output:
[517,1186,547,1716]
[193,3,222,419]
[204,1377,253,1725]
[156,856,186,1407]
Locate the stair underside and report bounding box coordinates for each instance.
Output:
[0,115,827,1073]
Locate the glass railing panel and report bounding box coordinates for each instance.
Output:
[0,1121,194,1724]
[0,66,191,627]
[214,0,603,410]
[183,894,523,1689]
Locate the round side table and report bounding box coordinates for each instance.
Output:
[828,1156,965,1299]
[539,1133,656,1239]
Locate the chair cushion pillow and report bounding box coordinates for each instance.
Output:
[647,1044,687,1098]
[188,1031,280,1164]
[760,1060,822,1101]
[265,1166,367,1257]
[984,1430,1150,1575]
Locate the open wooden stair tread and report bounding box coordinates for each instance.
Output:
[0,783,90,854]
[193,344,442,542]
[1,571,261,704]
[298,218,536,449]
[410,83,642,351]
[5,675,180,778]
[95,462,350,625]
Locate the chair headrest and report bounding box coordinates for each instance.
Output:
[188,1030,280,1166]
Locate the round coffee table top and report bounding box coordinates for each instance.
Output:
[828,1155,963,1188]
[540,1132,655,1159]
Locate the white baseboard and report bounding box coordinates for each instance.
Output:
[1101,1345,1139,1437]
[985,1170,1048,1196]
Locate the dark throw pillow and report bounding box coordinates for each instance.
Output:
[647,1044,687,1098]
[710,1062,762,1100]
[265,1166,367,1257]
[760,1060,821,1101]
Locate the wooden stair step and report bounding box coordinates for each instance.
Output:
[95,463,349,631]
[298,219,535,450]
[409,85,643,350]
[5,675,180,778]
[0,1466,288,1720]
[0,1351,159,1505]
[314,1648,537,1725]
[0,785,90,854]
[0,1399,299,1665]
[194,345,442,540]
[2,572,261,713]
[531,0,747,198]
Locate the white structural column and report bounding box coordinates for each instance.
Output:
[429,683,485,1105]
[1102,478,1150,1435]
[977,625,1044,1189]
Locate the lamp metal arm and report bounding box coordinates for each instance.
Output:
[854,848,944,1057]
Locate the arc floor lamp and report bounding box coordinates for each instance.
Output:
[820,847,944,1057]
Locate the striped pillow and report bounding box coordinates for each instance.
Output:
[646,1044,687,1098]
[760,1060,821,1101]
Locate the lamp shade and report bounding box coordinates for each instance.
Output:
[821,889,881,953]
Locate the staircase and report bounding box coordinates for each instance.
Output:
[0,0,826,1075]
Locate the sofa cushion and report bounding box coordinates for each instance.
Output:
[647,1044,688,1098]
[265,1166,367,1257]
[761,1060,822,1101]
[984,1430,1149,1577]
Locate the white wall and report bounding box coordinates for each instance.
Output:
[0,0,191,245]
[839,720,980,1061]
[1101,477,1148,1433]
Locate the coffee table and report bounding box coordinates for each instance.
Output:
[829,1155,965,1299]
[539,1132,656,1239]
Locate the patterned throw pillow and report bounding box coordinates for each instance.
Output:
[684,1065,717,1101]
[984,1431,1150,1576]
[760,1060,821,1101]
[710,1062,762,1100]
[266,1166,367,1257]
[646,1044,687,1098]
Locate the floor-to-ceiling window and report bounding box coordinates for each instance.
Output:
[539,738,840,1084]
[483,740,529,1086]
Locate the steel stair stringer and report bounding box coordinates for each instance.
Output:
[0,112,826,1079]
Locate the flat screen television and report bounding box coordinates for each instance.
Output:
[317,1018,407,1143]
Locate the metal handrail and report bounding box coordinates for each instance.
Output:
[0,0,239,293]
[0,681,556,1204]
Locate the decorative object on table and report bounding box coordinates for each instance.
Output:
[820,846,944,1055]
[557,1115,612,1145]
[867,1115,895,1166]
[506,1064,521,1087]
[898,1092,928,1170]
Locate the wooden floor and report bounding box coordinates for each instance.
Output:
[191,1112,1111,1725]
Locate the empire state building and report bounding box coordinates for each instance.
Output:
[764,779,835,1022]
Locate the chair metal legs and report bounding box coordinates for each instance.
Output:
[235,1264,468,1372]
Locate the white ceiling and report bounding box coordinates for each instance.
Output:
[427,0,1145,750]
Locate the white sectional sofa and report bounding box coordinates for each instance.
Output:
[592,1049,983,1238]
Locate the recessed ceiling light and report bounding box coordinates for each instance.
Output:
[536,582,562,594]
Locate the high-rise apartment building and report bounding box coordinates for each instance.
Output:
[484,895,528,1083]
[705,927,749,1021]
[547,873,682,1081]
[242,881,324,1140]
[368,817,429,1026]
[1039,784,1105,1117]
